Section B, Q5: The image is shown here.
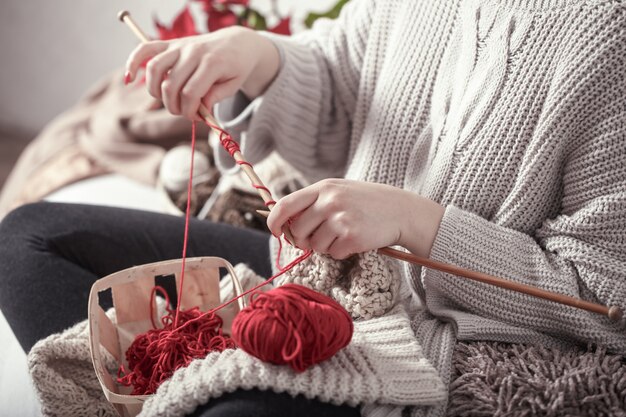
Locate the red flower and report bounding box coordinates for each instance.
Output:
[194,0,249,13]
[155,6,198,40]
[267,17,291,35]
[193,0,250,31]
[207,9,239,31]
[154,1,292,38]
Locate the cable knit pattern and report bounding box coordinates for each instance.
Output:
[213,0,626,413]
[276,246,398,320]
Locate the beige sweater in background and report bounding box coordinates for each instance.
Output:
[213,0,626,394]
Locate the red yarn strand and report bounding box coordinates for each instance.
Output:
[208,122,275,207]
[175,246,312,333]
[149,286,171,329]
[209,122,240,157]
[173,121,197,328]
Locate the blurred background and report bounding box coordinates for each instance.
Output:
[0,0,338,189]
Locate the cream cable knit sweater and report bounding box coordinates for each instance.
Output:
[212,0,626,412]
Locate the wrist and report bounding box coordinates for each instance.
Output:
[241,31,281,99]
[398,192,444,258]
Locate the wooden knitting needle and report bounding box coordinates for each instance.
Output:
[118,10,295,244]
[257,209,623,322]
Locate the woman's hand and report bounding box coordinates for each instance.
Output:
[267,179,445,259]
[125,26,280,120]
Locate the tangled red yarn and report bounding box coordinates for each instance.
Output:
[118,286,235,395]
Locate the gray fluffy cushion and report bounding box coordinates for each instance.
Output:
[447,342,626,417]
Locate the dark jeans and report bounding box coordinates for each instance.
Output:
[0,202,360,417]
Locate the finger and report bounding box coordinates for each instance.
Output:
[146,49,179,99]
[327,213,364,259]
[161,57,199,116]
[201,77,240,110]
[180,57,223,120]
[126,41,168,82]
[288,204,326,250]
[308,221,338,255]
[327,238,356,260]
[267,188,319,237]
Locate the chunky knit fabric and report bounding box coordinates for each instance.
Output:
[212,0,626,413]
[137,263,445,417]
[28,316,118,417]
[139,305,445,417]
[28,264,446,417]
[277,248,399,320]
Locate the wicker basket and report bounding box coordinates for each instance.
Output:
[88,257,245,417]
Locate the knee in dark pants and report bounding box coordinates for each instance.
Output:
[0,203,63,272]
[0,202,92,260]
[0,203,55,268]
[0,202,73,351]
[0,202,55,242]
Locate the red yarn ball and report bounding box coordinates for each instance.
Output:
[231,283,354,372]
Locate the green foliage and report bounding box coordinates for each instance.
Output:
[241,8,267,31]
[304,0,350,28]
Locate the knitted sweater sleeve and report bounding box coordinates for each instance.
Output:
[213,0,375,181]
[428,118,626,352]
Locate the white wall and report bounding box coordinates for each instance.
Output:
[0,0,336,135]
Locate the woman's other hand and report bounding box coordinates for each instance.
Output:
[267,179,445,259]
[125,27,280,120]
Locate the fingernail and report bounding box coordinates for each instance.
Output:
[124,71,131,85]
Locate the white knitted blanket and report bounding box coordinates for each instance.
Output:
[140,304,444,417]
[28,263,446,417]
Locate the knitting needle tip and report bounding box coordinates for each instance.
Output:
[256,210,270,218]
[609,306,623,321]
[117,10,130,22]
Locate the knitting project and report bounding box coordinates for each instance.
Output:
[277,245,399,320]
[28,263,445,417]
